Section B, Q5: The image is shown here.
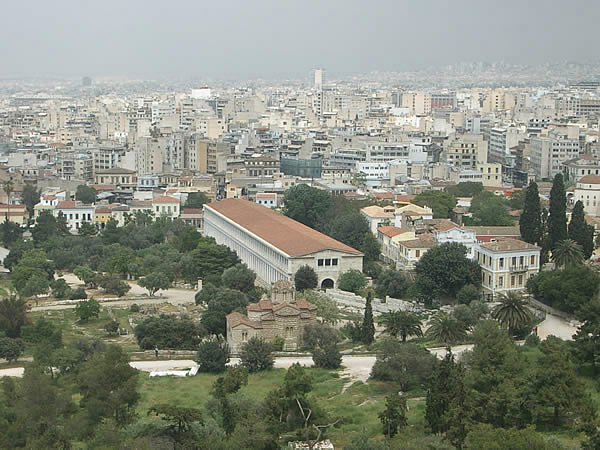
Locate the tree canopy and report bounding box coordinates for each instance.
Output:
[282,184,332,229]
[415,242,481,303]
[468,191,513,226]
[519,182,542,245]
[549,173,568,249]
[413,190,457,218]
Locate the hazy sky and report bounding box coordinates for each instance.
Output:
[2,0,599,79]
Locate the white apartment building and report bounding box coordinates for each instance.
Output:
[135,136,167,175]
[573,175,600,216]
[203,199,363,288]
[488,127,523,164]
[475,239,541,300]
[444,133,488,169]
[357,162,390,187]
[361,205,395,234]
[255,192,278,209]
[433,225,477,259]
[54,201,95,231]
[152,195,180,219]
[530,128,580,180]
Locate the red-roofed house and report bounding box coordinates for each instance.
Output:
[151,195,180,219]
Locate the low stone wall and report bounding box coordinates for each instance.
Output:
[323,289,422,315]
[526,296,577,323]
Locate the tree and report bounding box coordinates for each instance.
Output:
[21,183,41,218]
[74,298,101,322]
[370,339,437,390]
[32,210,62,242]
[138,272,170,296]
[527,264,599,315]
[75,184,97,203]
[530,336,589,426]
[282,184,332,229]
[425,350,465,435]
[508,188,526,210]
[78,221,97,236]
[328,213,371,251]
[456,283,480,304]
[415,242,481,304]
[184,191,209,209]
[551,238,584,268]
[196,336,230,373]
[198,286,249,335]
[302,322,339,350]
[549,173,568,250]
[221,263,256,293]
[362,291,375,345]
[469,191,513,226]
[491,291,532,335]
[134,315,205,350]
[104,320,119,334]
[379,310,423,343]
[465,424,558,450]
[312,342,342,369]
[414,190,457,218]
[520,182,542,244]
[361,232,381,264]
[50,278,71,299]
[294,265,318,291]
[426,312,468,344]
[337,269,367,293]
[0,337,24,362]
[379,393,408,439]
[78,344,139,426]
[148,404,204,440]
[239,337,274,372]
[375,269,411,299]
[97,275,130,297]
[0,297,29,338]
[568,200,594,259]
[74,265,98,288]
[446,182,484,198]
[0,221,23,247]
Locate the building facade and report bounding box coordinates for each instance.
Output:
[203,199,363,288]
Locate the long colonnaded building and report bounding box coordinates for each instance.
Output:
[203,198,363,288]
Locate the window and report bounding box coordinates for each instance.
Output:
[415,250,421,258]
[530,255,535,265]
[519,256,524,266]
[511,276,515,287]
[285,327,294,338]
[318,259,324,267]
[325,259,331,266]
[499,257,504,269]
[518,275,523,286]
[241,332,248,342]
[511,257,517,266]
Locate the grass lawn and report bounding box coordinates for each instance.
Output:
[136,366,426,448]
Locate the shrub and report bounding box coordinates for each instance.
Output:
[69,286,87,300]
[98,275,131,297]
[0,337,24,362]
[239,337,274,372]
[74,299,101,322]
[302,322,339,350]
[524,333,541,346]
[340,321,363,343]
[104,320,119,334]
[129,304,140,313]
[51,278,71,299]
[312,343,342,369]
[196,337,230,373]
[272,336,285,352]
[337,270,368,294]
[294,265,318,291]
[134,315,206,350]
[370,339,436,391]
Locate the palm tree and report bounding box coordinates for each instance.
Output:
[491,291,532,335]
[425,312,468,345]
[552,239,584,268]
[379,310,423,343]
[3,179,13,223]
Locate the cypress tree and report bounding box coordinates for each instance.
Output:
[362,291,375,345]
[568,200,595,259]
[519,182,542,244]
[549,173,568,250]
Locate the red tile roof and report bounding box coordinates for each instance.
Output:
[56,201,77,209]
[579,175,600,184]
[226,311,262,329]
[152,195,180,204]
[206,199,363,257]
[377,226,410,238]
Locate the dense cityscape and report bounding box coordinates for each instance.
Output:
[1,1,600,449]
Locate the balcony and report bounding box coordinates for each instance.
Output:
[509,265,529,273]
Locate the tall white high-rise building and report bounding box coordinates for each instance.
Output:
[314,68,323,90]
